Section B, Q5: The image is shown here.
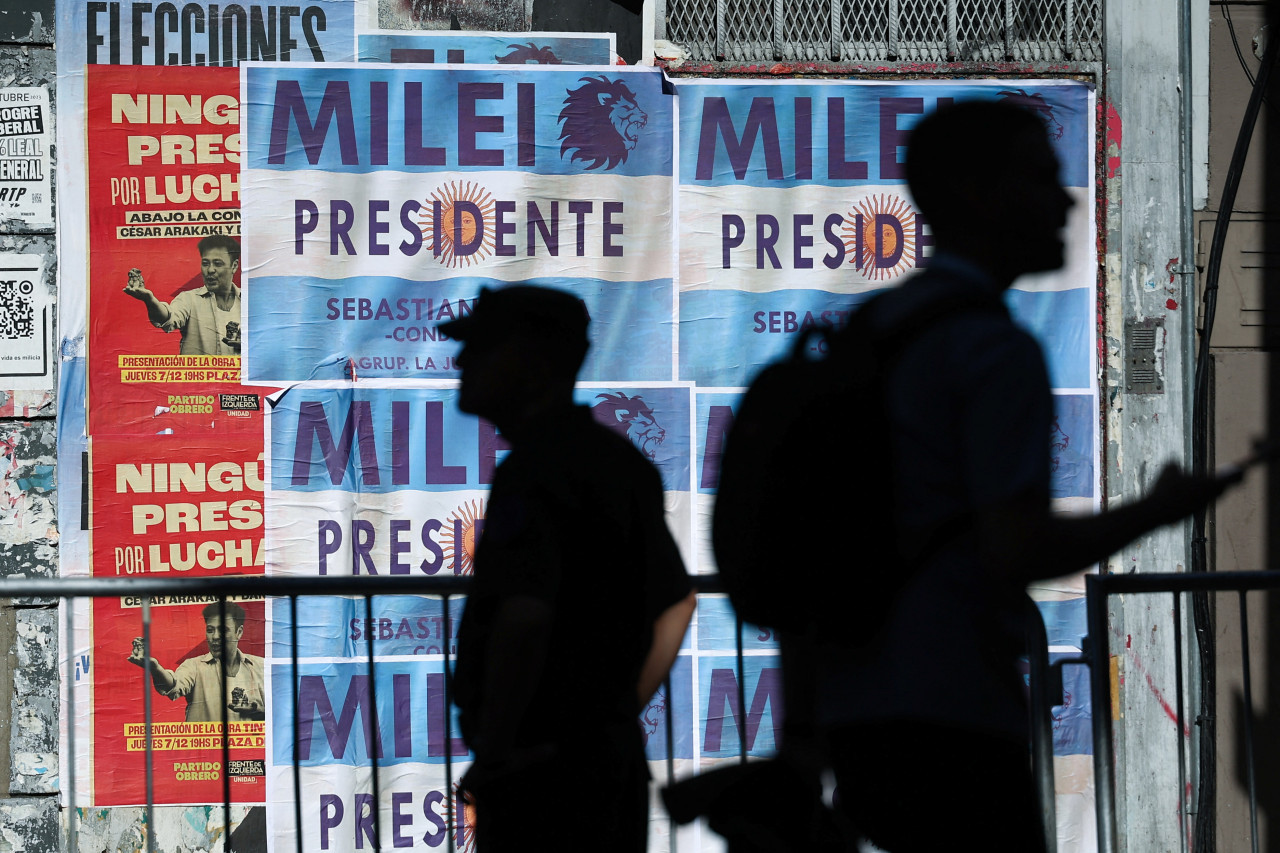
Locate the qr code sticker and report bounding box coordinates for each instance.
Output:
[0,279,35,340]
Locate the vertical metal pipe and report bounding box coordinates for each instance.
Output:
[1004,0,1014,59]
[664,672,676,853]
[1086,575,1118,853]
[142,596,157,853]
[64,599,79,853]
[1238,592,1261,853]
[735,615,747,764]
[1025,598,1059,853]
[773,0,784,60]
[888,0,899,58]
[830,0,841,60]
[218,596,232,853]
[442,594,456,853]
[1173,593,1190,853]
[715,0,725,60]
[1064,0,1076,57]
[946,0,958,59]
[291,595,303,853]
[363,594,384,851]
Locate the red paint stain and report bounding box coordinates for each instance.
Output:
[1105,101,1122,179]
[1112,626,1191,737]
[1126,634,1132,649]
[1167,298,1179,311]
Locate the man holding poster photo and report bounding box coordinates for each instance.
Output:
[122,234,243,355]
[127,601,265,723]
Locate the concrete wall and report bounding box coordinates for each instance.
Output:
[0,3,61,851]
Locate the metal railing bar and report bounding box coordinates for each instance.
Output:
[219,596,232,853]
[664,671,676,853]
[735,614,747,764]
[0,574,727,598]
[442,593,456,853]
[1091,569,1280,595]
[1237,590,1260,853]
[290,594,303,853]
[1172,592,1189,853]
[142,596,157,853]
[64,598,78,853]
[363,594,385,852]
[1025,597,1058,853]
[1085,574,1118,853]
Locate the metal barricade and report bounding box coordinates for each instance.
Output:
[1085,570,1280,853]
[3,573,1063,852]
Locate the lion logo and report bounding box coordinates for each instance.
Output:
[1050,417,1070,473]
[641,689,667,745]
[495,42,563,64]
[998,88,1065,141]
[592,392,666,459]
[558,76,648,170]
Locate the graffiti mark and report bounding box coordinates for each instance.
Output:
[1105,101,1122,179]
[1112,625,1191,737]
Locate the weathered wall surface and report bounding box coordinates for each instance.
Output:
[1105,0,1202,850]
[0,4,60,851]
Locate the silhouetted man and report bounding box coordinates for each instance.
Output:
[443,285,695,852]
[817,100,1236,852]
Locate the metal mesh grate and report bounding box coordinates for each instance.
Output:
[724,0,775,61]
[663,0,1103,64]
[667,0,719,59]
[841,0,889,61]
[782,0,837,61]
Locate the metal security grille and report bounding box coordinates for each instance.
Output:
[660,0,1103,64]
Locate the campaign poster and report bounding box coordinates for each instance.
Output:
[84,64,276,435]
[241,64,675,383]
[674,79,1096,390]
[357,30,614,64]
[88,434,268,806]
[264,383,705,850]
[0,253,53,392]
[0,86,52,228]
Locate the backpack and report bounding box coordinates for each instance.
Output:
[711,289,1001,645]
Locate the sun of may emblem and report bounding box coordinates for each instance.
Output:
[417,182,497,267]
[841,193,918,281]
[442,499,484,575]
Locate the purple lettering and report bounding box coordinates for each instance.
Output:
[703,667,784,753]
[700,406,734,488]
[295,200,319,254]
[696,97,784,181]
[879,97,923,180]
[827,98,868,179]
[268,80,358,166]
[317,520,341,575]
[292,401,381,486]
[722,215,744,268]
[458,82,504,167]
[603,201,623,257]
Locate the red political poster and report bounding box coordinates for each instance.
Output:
[89,434,266,805]
[86,64,268,435]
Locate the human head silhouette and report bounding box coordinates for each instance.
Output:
[439,285,590,431]
[906,99,1074,289]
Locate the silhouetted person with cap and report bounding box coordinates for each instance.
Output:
[442,285,696,853]
[815,100,1240,852]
